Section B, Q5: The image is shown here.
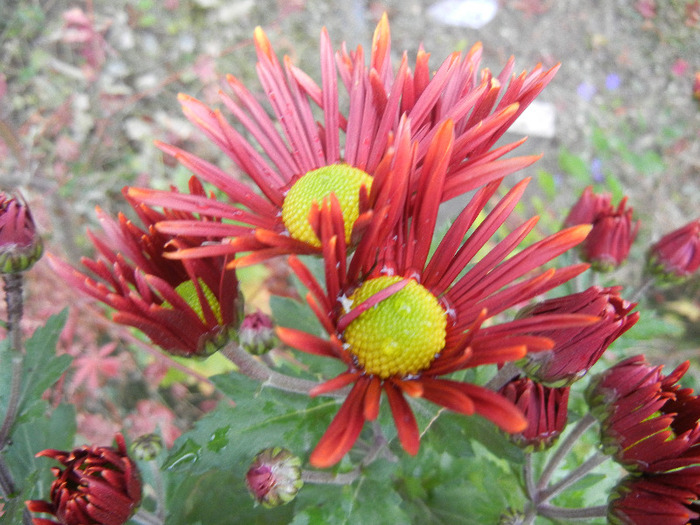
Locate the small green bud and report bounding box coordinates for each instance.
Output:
[245,447,303,508]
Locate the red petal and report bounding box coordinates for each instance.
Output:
[384,382,420,455]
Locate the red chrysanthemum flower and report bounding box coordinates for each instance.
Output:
[499,377,570,451]
[26,434,141,525]
[518,286,639,387]
[587,355,700,474]
[646,218,700,282]
[276,120,593,467]
[127,14,558,267]
[0,191,44,274]
[48,181,240,357]
[608,469,700,525]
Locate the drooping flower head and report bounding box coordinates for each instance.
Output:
[26,433,141,525]
[0,191,44,273]
[587,355,700,474]
[277,120,594,467]
[646,218,700,283]
[499,377,570,451]
[127,14,558,267]
[48,181,240,357]
[582,196,640,272]
[518,286,639,387]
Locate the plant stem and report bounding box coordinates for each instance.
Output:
[484,362,521,391]
[524,453,536,501]
[132,509,165,525]
[221,342,347,397]
[301,468,360,485]
[0,456,17,497]
[537,503,608,521]
[628,275,655,303]
[1,275,26,448]
[539,451,609,502]
[536,412,596,491]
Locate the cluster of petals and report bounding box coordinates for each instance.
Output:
[565,186,640,271]
[499,377,570,451]
[126,14,559,267]
[277,116,595,467]
[646,218,700,281]
[26,434,141,525]
[48,182,239,357]
[587,355,700,473]
[518,286,639,387]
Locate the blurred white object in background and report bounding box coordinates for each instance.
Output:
[427,0,499,29]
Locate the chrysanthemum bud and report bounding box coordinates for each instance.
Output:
[26,433,142,525]
[580,197,639,272]
[0,192,43,274]
[563,186,612,227]
[499,377,570,451]
[646,218,700,283]
[130,433,164,461]
[245,447,303,508]
[239,311,278,355]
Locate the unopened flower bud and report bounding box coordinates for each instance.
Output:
[499,377,570,451]
[239,311,278,355]
[131,433,163,461]
[580,197,639,272]
[26,433,142,525]
[0,192,43,274]
[246,447,303,507]
[646,219,700,283]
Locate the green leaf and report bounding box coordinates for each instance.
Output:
[164,374,338,476]
[3,402,77,501]
[270,295,324,336]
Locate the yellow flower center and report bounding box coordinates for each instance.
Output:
[343,276,447,379]
[281,164,373,247]
[171,279,222,324]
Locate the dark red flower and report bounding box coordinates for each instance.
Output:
[608,469,700,525]
[519,286,639,386]
[646,219,700,282]
[587,355,700,474]
[499,377,570,451]
[276,120,594,467]
[563,185,612,228]
[0,192,44,273]
[127,14,557,267]
[26,434,141,525]
[48,182,240,357]
[580,196,640,272]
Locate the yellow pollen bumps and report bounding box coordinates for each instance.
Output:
[343,276,447,379]
[281,164,373,247]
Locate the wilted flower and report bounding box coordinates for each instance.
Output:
[128,14,557,267]
[277,121,593,467]
[246,447,303,507]
[48,183,240,357]
[580,196,639,272]
[26,434,141,525]
[587,355,700,474]
[608,469,700,525]
[646,218,700,282]
[0,192,44,274]
[499,377,570,451]
[519,286,639,386]
[239,311,278,355]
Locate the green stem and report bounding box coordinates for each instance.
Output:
[628,275,655,303]
[484,362,521,391]
[131,509,164,525]
[221,342,347,398]
[301,468,360,485]
[536,413,597,491]
[537,503,608,521]
[539,451,609,502]
[1,274,26,448]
